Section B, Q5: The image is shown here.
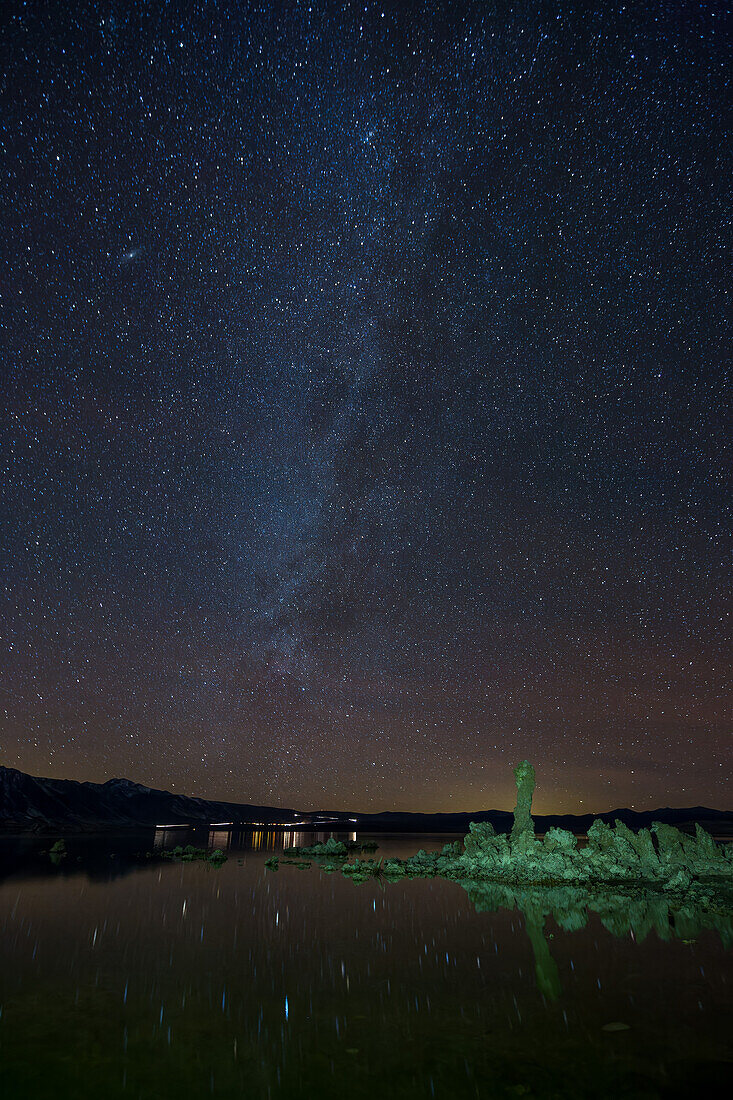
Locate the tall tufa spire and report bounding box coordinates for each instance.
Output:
[511,760,536,842]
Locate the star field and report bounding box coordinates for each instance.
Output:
[0,1,730,812]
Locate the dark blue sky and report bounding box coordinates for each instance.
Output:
[1,1,729,812]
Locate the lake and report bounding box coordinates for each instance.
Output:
[1,829,731,1099]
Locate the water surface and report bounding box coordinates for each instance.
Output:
[1,830,731,1099]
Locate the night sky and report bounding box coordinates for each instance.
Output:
[1,1,730,814]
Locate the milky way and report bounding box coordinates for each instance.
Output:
[1,1,729,812]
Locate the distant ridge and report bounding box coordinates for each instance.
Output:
[342,805,733,836]
[0,766,298,832]
[1,765,731,835]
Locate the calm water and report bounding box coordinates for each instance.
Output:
[0,830,731,1100]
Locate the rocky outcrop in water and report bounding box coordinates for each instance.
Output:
[458,814,732,887]
[282,838,379,859]
[454,761,733,890]
[158,845,227,866]
[297,763,732,905]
